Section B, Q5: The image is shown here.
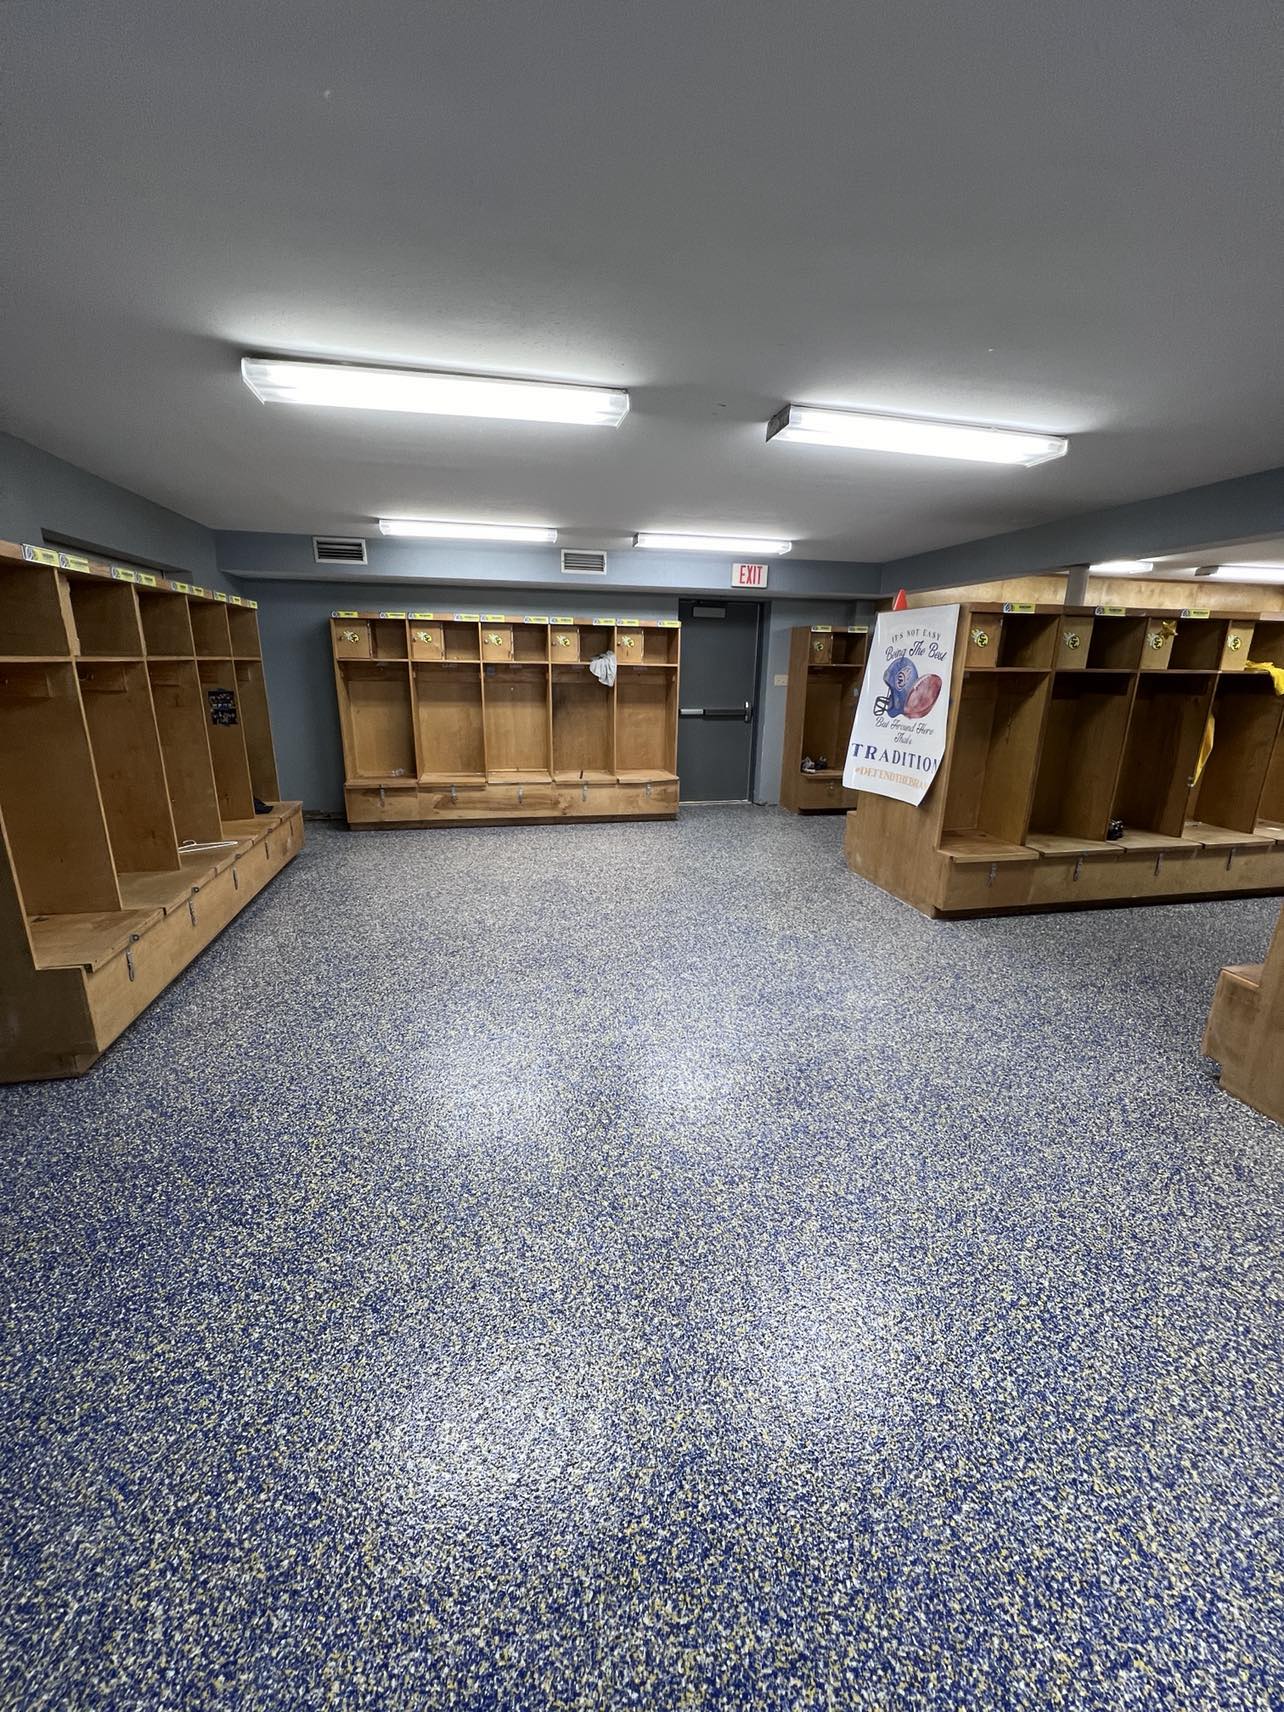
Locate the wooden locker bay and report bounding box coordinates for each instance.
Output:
[0,541,301,1081]
[779,625,869,812]
[845,602,1284,916]
[332,611,681,825]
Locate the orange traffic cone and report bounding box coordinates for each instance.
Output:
[891,588,909,611]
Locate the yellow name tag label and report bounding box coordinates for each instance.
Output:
[1095,605,1126,616]
[408,610,437,619]
[659,619,680,628]
[455,612,480,621]
[618,618,640,626]
[1003,602,1035,613]
[110,566,138,583]
[379,610,407,618]
[214,591,230,601]
[333,610,360,618]
[1181,608,1210,619]
[550,615,574,624]
[22,544,60,564]
[136,572,158,587]
[525,616,549,624]
[811,625,833,633]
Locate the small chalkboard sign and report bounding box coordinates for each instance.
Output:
[207,687,238,727]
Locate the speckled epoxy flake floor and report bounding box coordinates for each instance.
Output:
[2,809,1283,1711]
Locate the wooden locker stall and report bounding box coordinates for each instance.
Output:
[779,626,869,812]
[0,541,300,1081]
[845,601,1284,916]
[334,611,680,825]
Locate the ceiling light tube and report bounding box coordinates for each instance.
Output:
[1198,564,1284,585]
[242,358,628,426]
[1088,560,1153,575]
[378,518,557,543]
[766,404,1068,466]
[634,531,793,555]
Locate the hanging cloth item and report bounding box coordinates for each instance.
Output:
[1191,714,1215,788]
[1245,658,1284,696]
[589,650,616,688]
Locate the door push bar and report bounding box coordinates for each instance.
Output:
[679,701,753,721]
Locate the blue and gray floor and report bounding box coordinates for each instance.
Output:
[2,809,1281,1709]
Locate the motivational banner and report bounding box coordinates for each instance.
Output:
[843,604,960,805]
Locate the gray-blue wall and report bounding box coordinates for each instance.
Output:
[0,431,227,590]
[884,463,1284,593]
[217,532,880,809]
[251,577,690,814]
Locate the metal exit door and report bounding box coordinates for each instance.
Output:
[677,600,763,801]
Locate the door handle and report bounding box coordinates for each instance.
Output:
[680,702,753,721]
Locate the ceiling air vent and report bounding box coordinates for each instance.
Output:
[312,536,368,565]
[561,549,608,575]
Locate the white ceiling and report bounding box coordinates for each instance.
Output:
[2,0,1282,563]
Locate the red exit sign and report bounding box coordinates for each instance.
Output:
[731,561,769,588]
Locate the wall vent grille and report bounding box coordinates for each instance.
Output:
[561,549,608,575]
[313,536,368,565]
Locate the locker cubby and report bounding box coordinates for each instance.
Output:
[0,565,74,656]
[579,626,613,662]
[148,659,224,843]
[1086,615,1147,670]
[413,663,485,781]
[138,588,196,657]
[78,660,180,873]
[235,660,281,801]
[997,614,1058,669]
[339,662,416,781]
[1249,620,1284,668]
[0,661,121,914]
[443,622,481,662]
[197,661,255,818]
[828,631,867,667]
[371,619,408,660]
[778,627,869,811]
[1169,617,1226,670]
[1112,675,1216,837]
[1187,676,1284,833]
[483,664,551,778]
[643,627,680,664]
[190,600,233,658]
[941,672,1048,850]
[800,671,861,774]
[68,578,144,657]
[1028,673,1134,841]
[616,667,678,779]
[552,668,614,781]
[227,605,262,658]
[512,624,549,663]
[614,627,645,664]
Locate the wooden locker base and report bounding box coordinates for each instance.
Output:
[1,803,302,1082]
[845,810,1284,918]
[786,771,860,813]
[1204,904,1284,1125]
[344,778,678,827]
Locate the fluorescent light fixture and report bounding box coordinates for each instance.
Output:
[766,404,1068,466]
[1198,564,1284,585]
[378,518,557,544]
[1088,560,1153,576]
[241,357,628,426]
[634,531,793,555]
